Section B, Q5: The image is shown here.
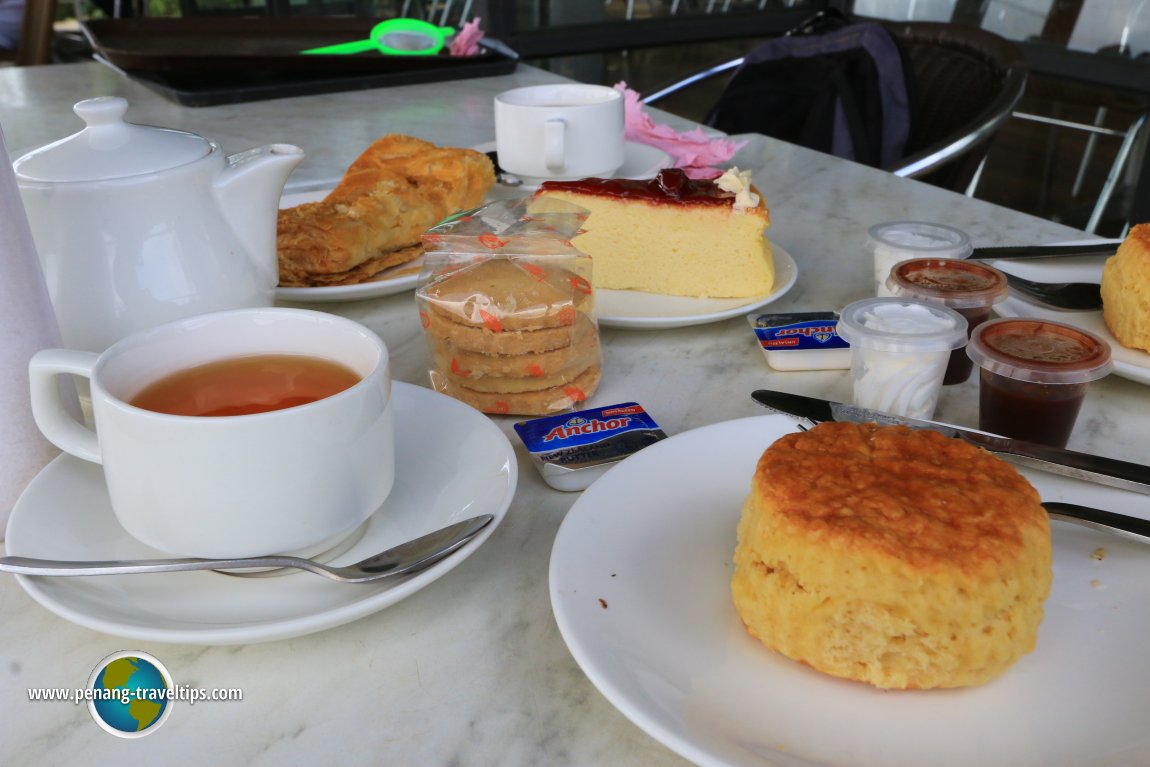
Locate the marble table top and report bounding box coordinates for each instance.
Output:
[0,60,1145,767]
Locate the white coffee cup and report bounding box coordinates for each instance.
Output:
[28,308,395,559]
[494,83,625,184]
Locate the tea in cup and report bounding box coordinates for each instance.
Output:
[28,308,395,559]
[494,83,625,184]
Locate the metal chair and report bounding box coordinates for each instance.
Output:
[0,0,59,66]
[643,19,1026,196]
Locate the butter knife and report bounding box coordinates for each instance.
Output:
[969,241,1119,261]
[750,389,1150,496]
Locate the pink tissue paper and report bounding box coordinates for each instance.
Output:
[614,81,746,179]
[450,18,484,57]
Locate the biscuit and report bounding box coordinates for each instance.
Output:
[438,356,596,394]
[1102,223,1150,351]
[430,320,599,380]
[433,365,601,416]
[421,308,594,355]
[732,421,1052,689]
[421,259,592,332]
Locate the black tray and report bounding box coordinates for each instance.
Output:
[84,17,518,107]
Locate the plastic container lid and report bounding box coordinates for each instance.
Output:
[837,297,969,353]
[885,258,1009,309]
[967,318,1113,384]
[13,97,212,183]
[866,221,973,260]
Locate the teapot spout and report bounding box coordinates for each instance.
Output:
[213,144,305,283]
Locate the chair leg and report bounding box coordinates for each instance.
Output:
[965,156,987,197]
[16,0,57,66]
[1072,106,1107,198]
[1086,113,1148,234]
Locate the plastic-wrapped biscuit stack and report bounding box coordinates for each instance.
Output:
[417,199,601,416]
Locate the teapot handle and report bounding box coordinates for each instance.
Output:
[28,349,101,464]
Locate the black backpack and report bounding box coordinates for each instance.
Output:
[705,13,914,169]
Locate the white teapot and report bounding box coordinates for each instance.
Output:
[13,97,304,352]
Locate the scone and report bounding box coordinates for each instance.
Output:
[732,421,1052,690]
[1102,223,1150,351]
[531,167,773,299]
[277,135,495,287]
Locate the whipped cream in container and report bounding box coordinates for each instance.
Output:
[837,298,968,419]
[748,312,851,370]
[514,403,667,491]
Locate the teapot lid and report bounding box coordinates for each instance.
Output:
[13,97,211,183]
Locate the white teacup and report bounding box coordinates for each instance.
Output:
[28,308,395,559]
[494,83,625,184]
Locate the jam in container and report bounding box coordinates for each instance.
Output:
[966,318,1112,447]
[885,258,1008,385]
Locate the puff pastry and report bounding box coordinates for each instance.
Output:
[277,135,495,287]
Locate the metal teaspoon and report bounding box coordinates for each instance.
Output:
[0,515,494,583]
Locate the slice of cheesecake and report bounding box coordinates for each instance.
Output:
[531,168,774,299]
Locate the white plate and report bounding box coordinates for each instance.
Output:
[5,383,517,645]
[550,415,1150,767]
[273,187,426,304]
[983,239,1150,386]
[472,140,674,190]
[596,244,798,330]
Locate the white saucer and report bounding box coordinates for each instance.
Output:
[596,243,798,330]
[472,140,674,190]
[5,383,517,645]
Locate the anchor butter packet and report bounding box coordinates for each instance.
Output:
[749,311,851,371]
[514,402,667,491]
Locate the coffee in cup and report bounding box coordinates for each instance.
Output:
[494,83,625,184]
[29,308,395,559]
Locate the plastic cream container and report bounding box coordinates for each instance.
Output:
[867,221,972,296]
[837,297,969,419]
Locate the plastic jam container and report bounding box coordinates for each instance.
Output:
[867,221,972,296]
[513,403,667,491]
[748,312,851,371]
[967,318,1112,447]
[885,258,1008,385]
